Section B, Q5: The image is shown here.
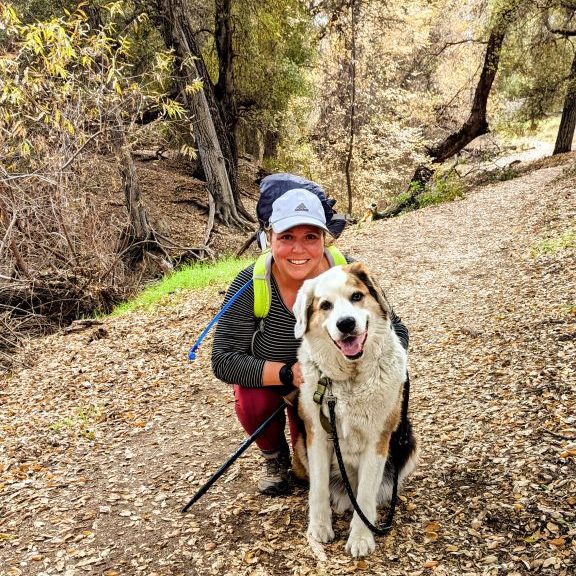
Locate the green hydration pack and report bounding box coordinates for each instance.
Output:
[252,245,347,318]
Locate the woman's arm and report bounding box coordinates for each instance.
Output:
[211,266,268,388]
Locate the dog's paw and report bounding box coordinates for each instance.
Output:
[345,531,376,557]
[307,522,335,543]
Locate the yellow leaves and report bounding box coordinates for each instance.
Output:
[179,144,197,161]
[524,529,544,543]
[20,140,31,157]
[106,64,116,84]
[243,550,258,564]
[161,99,186,120]
[559,448,576,459]
[1,2,22,27]
[185,78,204,94]
[104,1,127,20]
[547,537,566,548]
[424,520,440,542]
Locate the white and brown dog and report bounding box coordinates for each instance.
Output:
[292,262,418,557]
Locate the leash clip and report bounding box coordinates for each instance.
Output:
[313,375,331,405]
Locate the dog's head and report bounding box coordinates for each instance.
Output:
[293,262,391,361]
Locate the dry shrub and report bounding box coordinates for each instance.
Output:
[0,157,137,370]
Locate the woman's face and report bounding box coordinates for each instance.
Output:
[269,225,325,283]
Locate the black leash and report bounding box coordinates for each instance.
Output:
[325,375,410,535]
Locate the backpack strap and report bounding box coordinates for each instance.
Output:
[253,251,273,318]
[325,245,347,267]
[253,246,347,319]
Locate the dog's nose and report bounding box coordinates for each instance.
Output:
[337,316,356,334]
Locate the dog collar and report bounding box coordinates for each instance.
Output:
[313,375,334,435]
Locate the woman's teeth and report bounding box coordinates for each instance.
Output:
[289,259,308,265]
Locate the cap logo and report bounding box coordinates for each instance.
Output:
[294,202,309,212]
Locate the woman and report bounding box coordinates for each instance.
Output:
[212,187,408,495]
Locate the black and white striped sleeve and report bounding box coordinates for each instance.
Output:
[211,265,265,388]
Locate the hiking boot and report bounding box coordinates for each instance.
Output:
[258,447,291,495]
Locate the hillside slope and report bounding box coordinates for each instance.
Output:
[1,158,575,576]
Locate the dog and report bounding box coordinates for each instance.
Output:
[292,262,418,557]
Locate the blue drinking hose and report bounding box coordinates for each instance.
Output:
[188,279,253,361]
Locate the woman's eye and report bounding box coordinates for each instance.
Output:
[351,292,364,302]
[320,300,333,311]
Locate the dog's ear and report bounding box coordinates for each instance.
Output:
[293,278,317,339]
[347,262,390,318]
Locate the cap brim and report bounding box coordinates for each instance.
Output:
[271,216,330,234]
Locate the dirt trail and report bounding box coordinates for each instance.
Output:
[1,159,575,576]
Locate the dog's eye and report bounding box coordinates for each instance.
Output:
[319,300,333,311]
[351,291,364,302]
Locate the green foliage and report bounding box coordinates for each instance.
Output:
[531,228,576,257]
[50,405,102,440]
[109,257,253,316]
[387,170,464,215]
[233,1,315,130]
[416,173,465,208]
[0,2,186,169]
[495,1,575,129]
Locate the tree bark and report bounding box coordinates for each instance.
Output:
[427,21,509,163]
[117,148,173,271]
[344,0,357,215]
[554,50,576,154]
[160,0,251,229]
[159,0,253,225]
[215,0,238,134]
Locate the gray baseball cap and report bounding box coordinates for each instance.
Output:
[269,188,329,234]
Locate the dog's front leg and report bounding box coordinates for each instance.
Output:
[345,452,386,557]
[307,431,334,543]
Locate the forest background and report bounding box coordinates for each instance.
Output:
[2,0,576,366]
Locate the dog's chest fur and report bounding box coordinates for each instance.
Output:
[299,332,406,459]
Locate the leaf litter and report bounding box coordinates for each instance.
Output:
[1,158,575,575]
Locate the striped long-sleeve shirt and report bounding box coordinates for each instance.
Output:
[211,260,409,388]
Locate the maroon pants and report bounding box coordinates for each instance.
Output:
[233,385,304,454]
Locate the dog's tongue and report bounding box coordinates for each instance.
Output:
[337,334,365,357]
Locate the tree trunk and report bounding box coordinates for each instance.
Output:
[215,0,238,133]
[160,0,251,229]
[214,0,247,217]
[344,0,357,215]
[428,21,509,163]
[554,50,576,154]
[159,0,253,225]
[117,148,173,271]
